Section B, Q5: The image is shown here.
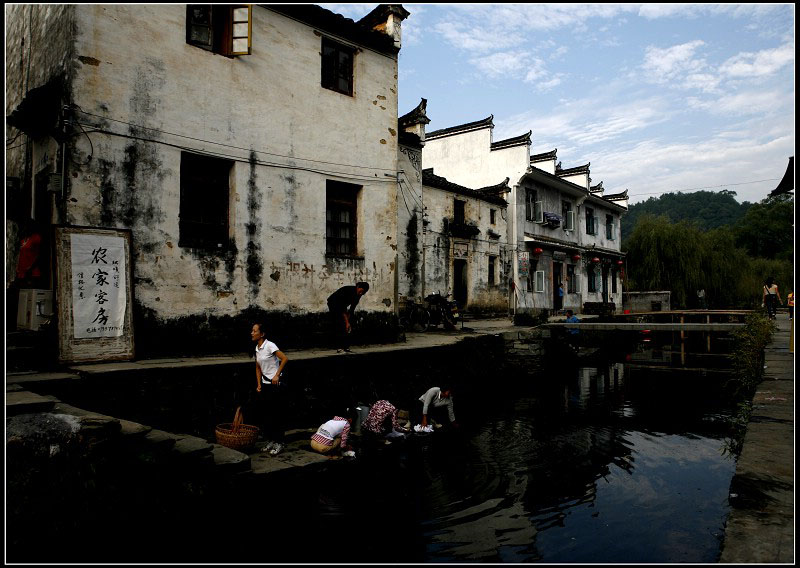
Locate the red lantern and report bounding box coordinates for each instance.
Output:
[572,254,581,261]
[533,247,543,255]
[616,260,624,266]
[591,257,600,263]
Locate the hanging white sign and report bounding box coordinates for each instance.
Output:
[70,234,127,338]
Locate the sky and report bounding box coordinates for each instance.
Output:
[322,3,795,205]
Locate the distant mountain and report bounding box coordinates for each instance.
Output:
[621,190,751,242]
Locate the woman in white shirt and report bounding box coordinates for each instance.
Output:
[763,277,782,320]
[251,322,289,455]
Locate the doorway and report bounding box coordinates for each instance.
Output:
[453,259,468,308]
[553,261,563,311]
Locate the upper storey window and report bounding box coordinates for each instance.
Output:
[187,5,252,56]
[322,37,355,96]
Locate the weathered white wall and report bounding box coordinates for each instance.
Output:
[422,184,509,312]
[422,128,529,190]
[61,5,401,320]
[530,157,556,175]
[560,173,589,190]
[5,5,76,287]
[397,143,424,303]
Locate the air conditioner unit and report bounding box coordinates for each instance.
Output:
[16,289,53,331]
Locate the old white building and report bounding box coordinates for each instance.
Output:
[6,4,411,357]
[396,102,511,315]
[422,116,627,316]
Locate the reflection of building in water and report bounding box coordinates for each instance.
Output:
[424,368,635,561]
[565,362,626,411]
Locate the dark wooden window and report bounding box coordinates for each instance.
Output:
[525,189,536,221]
[586,207,597,235]
[562,200,574,230]
[321,37,354,96]
[606,214,615,240]
[186,5,251,56]
[326,180,360,257]
[179,152,232,250]
[588,266,598,293]
[567,264,576,294]
[490,209,496,225]
[488,255,497,285]
[454,199,466,225]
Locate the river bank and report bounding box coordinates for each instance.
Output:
[719,315,794,563]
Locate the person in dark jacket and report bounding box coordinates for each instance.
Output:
[327,282,369,353]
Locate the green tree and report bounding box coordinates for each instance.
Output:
[733,193,794,261]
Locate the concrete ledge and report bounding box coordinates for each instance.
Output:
[6,390,57,416]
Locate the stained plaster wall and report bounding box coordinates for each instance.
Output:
[422,184,509,312]
[5,4,77,287]
[422,128,529,192]
[53,5,402,352]
[397,143,424,303]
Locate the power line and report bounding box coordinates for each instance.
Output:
[627,178,781,198]
[70,107,399,175]
[72,123,398,183]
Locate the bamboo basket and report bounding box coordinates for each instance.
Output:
[215,406,259,451]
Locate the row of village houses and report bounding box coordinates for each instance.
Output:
[5,4,628,358]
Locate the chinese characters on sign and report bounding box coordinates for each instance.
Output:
[518,252,530,279]
[70,234,126,338]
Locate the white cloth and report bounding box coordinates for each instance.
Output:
[315,418,348,442]
[414,424,434,433]
[255,339,281,384]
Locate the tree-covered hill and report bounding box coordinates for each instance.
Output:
[621,190,751,241]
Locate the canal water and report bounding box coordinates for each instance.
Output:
[281,337,741,563]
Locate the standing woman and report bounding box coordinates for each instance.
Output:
[251,322,289,455]
[763,277,782,320]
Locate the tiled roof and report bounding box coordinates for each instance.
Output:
[491,131,531,151]
[604,189,628,200]
[426,115,494,139]
[478,177,511,195]
[264,5,400,55]
[422,168,507,206]
[530,149,557,162]
[399,98,430,129]
[590,181,604,192]
[556,162,590,176]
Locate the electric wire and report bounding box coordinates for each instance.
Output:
[69,106,400,174]
[70,122,398,183]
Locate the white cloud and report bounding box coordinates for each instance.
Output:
[687,89,789,116]
[642,40,708,83]
[469,51,531,78]
[719,43,795,78]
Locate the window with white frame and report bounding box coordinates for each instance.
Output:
[562,200,574,231]
[186,5,252,56]
[534,270,545,293]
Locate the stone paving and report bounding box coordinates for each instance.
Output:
[719,315,794,564]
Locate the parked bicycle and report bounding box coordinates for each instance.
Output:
[399,300,430,332]
[425,292,459,330]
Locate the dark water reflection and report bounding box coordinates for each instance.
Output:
[304,351,738,564]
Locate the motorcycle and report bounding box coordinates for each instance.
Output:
[424,292,460,330]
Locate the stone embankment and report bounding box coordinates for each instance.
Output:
[719,316,794,563]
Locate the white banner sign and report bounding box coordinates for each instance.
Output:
[70,234,127,338]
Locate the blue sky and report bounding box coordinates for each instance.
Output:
[323,3,795,205]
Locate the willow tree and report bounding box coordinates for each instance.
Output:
[624,215,706,307]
